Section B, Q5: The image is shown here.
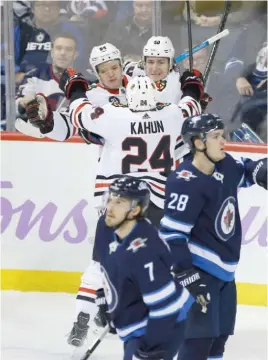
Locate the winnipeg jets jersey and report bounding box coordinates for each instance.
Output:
[46,76,128,141]
[16,64,66,115]
[47,99,189,209]
[124,61,183,104]
[159,153,261,282]
[95,216,194,349]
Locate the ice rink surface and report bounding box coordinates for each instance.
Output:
[2,291,267,360]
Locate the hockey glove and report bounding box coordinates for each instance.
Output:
[59,68,88,100]
[173,267,210,313]
[133,349,164,360]
[95,288,116,334]
[180,69,204,101]
[200,92,213,112]
[252,158,267,190]
[25,93,54,134]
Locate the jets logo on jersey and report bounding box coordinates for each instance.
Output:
[100,266,118,313]
[155,79,167,92]
[176,170,197,181]
[109,96,120,103]
[215,197,236,241]
[127,237,147,253]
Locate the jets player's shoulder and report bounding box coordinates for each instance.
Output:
[125,220,165,258]
[168,161,199,190]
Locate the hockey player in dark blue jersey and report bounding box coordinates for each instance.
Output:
[93,176,194,360]
[159,113,267,360]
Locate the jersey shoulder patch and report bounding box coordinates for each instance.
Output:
[111,101,128,108]
[155,102,171,110]
[87,83,98,91]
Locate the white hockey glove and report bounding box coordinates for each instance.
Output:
[179,96,202,118]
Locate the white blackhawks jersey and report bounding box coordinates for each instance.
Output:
[45,76,128,141]
[124,61,183,104]
[48,98,189,209]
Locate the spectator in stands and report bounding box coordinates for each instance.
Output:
[102,0,153,57]
[231,42,267,142]
[18,0,86,78]
[16,33,78,118]
[182,46,209,74]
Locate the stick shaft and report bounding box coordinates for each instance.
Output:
[186,1,193,71]
[80,325,110,360]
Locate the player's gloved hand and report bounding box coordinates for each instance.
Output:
[133,348,164,360]
[95,288,116,334]
[25,93,54,134]
[59,68,88,100]
[180,69,204,101]
[172,267,210,313]
[200,92,213,112]
[252,158,267,190]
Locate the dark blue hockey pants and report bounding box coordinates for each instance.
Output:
[123,321,185,360]
[178,272,237,360]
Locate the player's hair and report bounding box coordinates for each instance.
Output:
[51,33,77,48]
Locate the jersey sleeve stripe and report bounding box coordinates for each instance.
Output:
[160,216,193,234]
[143,281,176,305]
[116,317,148,339]
[72,101,90,129]
[159,230,189,242]
[149,288,191,319]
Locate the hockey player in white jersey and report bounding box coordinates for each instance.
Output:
[124,36,209,111]
[25,68,203,346]
[16,42,127,143]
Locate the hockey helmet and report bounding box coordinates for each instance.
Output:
[143,36,175,70]
[182,113,224,149]
[126,76,157,111]
[108,176,150,216]
[89,43,122,75]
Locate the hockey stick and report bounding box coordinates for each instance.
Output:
[185,1,193,71]
[175,29,230,63]
[80,325,110,360]
[203,0,232,86]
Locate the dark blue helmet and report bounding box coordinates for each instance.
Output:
[181,113,224,149]
[108,176,150,215]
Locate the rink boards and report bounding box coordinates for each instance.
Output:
[1,134,267,306]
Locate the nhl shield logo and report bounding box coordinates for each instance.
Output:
[215,197,236,241]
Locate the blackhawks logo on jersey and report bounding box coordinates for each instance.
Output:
[215,197,236,241]
[155,79,167,92]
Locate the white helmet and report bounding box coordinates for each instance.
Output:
[126,76,157,111]
[143,36,175,70]
[89,43,122,75]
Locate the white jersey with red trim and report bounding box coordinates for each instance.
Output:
[53,98,189,209]
[124,61,183,104]
[45,76,128,141]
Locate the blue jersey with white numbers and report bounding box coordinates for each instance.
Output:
[95,216,194,352]
[159,153,258,282]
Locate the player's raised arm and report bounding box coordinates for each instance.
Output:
[235,157,267,189]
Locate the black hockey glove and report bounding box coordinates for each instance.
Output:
[25,93,54,134]
[252,158,267,190]
[200,92,213,112]
[59,68,88,100]
[133,349,164,360]
[173,267,210,313]
[95,288,116,334]
[180,69,204,101]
